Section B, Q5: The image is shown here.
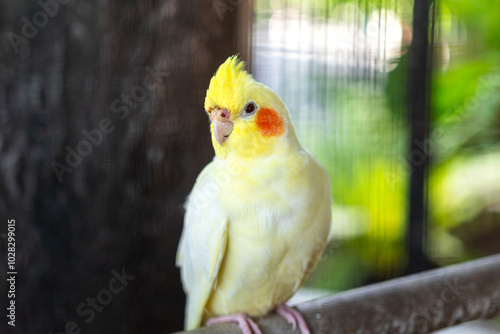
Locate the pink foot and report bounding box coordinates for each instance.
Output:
[206,313,262,334]
[276,304,311,334]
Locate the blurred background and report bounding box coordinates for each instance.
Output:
[254,0,500,289]
[0,0,499,333]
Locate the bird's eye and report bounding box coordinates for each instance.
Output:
[243,102,257,117]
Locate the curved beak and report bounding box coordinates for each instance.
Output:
[211,109,234,146]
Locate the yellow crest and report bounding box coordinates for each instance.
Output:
[204,56,254,114]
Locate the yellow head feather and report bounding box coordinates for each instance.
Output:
[204,56,299,160]
[204,56,254,114]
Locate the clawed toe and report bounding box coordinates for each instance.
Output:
[206,313,262,334]
[276,304,311,334]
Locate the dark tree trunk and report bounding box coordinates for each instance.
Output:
[0,1,247,333]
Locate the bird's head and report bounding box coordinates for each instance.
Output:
[204,56,297,159]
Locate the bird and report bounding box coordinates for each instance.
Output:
[176,55,332,334]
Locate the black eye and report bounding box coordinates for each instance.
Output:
[243,102,257,116]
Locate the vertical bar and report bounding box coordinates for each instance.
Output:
[237,0,253,70]
[406,0,433,274]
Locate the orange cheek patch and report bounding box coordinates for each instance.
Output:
[255,108,285,137]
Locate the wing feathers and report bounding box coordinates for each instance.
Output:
[176,162,229,330]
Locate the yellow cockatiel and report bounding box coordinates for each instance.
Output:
[176,56,331,334]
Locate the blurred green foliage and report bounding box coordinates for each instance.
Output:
[428,0,500,263]
[304,82,409,290]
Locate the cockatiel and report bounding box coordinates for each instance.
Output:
[176,56,331,334]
